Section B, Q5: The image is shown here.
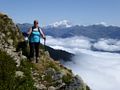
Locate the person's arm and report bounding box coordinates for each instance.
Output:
[27,28,32,36]
[40,28,46,40]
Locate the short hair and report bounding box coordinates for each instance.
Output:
[34,20,38,24]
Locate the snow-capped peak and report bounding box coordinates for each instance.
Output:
[95,22,108,26]
[48,20,72,28]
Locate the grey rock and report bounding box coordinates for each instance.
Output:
[56,83,66,90]
[6,32,11,36]
[1,33,5,37]
[7,39,13,45]
[15,71,24,77]
[74,75,84,85]
[35,84,47,90]
[21,55,27,60]
[6,49,12,55]
[45,51,50,57]
[15,58,21,67]
[45,68,56,76]
[8,45,14,49]
[4,44,8,48]
[60,75,86,90]
[48,86,56,90]
[53,72,63,81]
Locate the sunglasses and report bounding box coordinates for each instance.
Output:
[34,22,38,24]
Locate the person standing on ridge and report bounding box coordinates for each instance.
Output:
[27,20,46,63]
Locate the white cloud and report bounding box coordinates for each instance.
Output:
[64,50,120,90]
[44,36,120,90]
[44,36,92,54]
[44,36,120,52]
[93,39,120,51]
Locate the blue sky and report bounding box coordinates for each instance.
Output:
[0,0,120,26]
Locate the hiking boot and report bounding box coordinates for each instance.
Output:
[36,57,39,63]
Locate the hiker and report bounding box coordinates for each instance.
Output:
[27,20,46,63]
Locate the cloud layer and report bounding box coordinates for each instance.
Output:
[43,36,120,52]
[44,36,92,53]
[42,36,120,90]
[65,52,120,90]
[93,38,120,51]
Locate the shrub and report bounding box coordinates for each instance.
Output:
[0,50,36,90]
[62,73,73,84]
[0,50,16,90]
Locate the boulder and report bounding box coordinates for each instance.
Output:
[48,86,56,90]
[7,39,13,45]
[15,71,24,77]
[35,84,47,90]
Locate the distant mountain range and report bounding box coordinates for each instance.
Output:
[17,20,120,40]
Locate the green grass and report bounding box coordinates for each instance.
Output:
[62,73,73,84]
[0,50,36,90]
[0,50,16,90]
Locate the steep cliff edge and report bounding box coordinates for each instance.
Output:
[0,13,90,90]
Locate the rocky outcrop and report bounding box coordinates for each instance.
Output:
[0,13,90,90]
[30,49,90,90]
[0,13,23,46]
[0,13,26,67]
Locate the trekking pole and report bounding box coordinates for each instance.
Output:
[44,38,46,51]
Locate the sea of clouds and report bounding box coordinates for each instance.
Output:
[44,36,120,52]
[41,36,120,90]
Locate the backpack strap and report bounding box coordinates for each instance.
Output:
[30,26,42,36]
[38,27,44,37]
[38,27,41,33]
[31,26,40,33]
[28,26,34,37]
[31,26,34,32]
